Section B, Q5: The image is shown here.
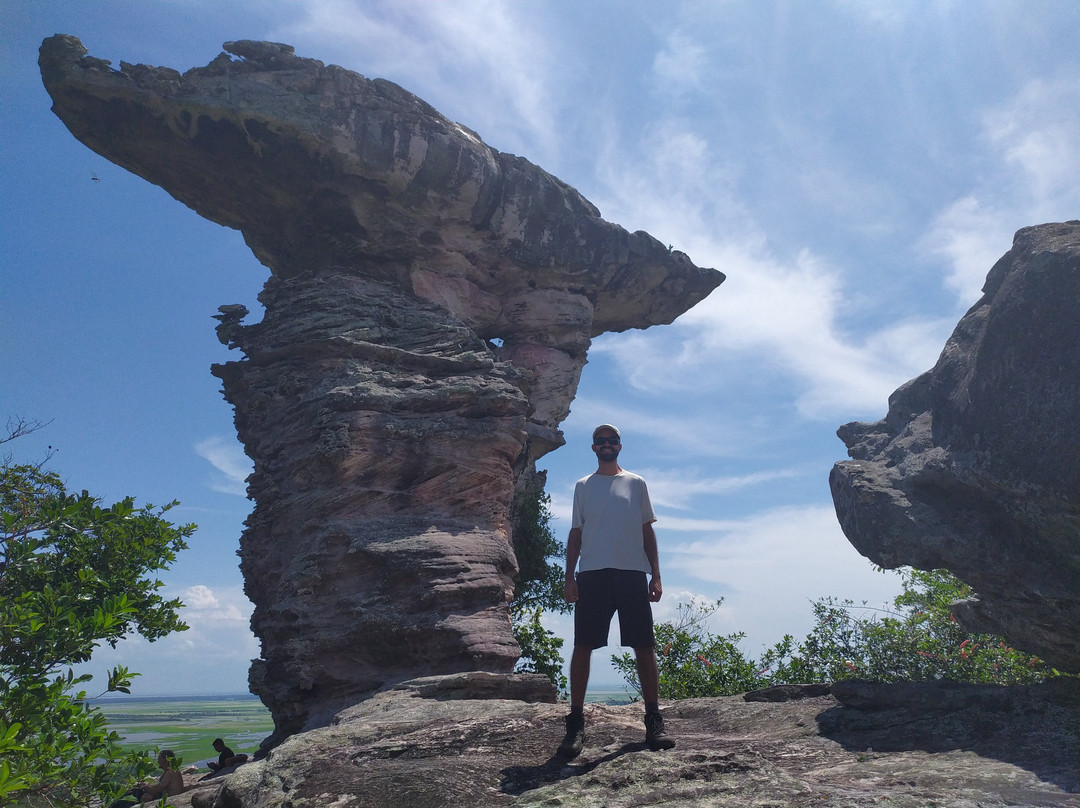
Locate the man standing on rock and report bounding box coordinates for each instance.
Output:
[558,424,675,758]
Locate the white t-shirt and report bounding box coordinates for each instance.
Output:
[571,470,656,574]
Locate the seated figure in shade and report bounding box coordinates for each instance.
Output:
[109,750,184,806]
[207,738,238,772]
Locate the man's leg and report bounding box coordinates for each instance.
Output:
[635,648,675,751]
[569,645,592,708]
[634,646,660,707]
[558,645,592,758]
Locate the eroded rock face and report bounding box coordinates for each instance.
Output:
[831,222,1080,672]
[40,36,723,742]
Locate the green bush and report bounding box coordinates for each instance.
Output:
[612,598,761,698]
[793,568,1061,685]
[0,432,194,807]
[613,568,1066,699]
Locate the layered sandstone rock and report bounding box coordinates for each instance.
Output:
[831,222,1080,672]
[40,36,723,742]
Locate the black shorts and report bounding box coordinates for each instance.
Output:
[573,568,654,649]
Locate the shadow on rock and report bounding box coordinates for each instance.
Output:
[499,744,642,796]
[816,679,1080,793]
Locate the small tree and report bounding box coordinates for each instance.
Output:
[793,568,1061,685]
[0,423,194,806]
[509,475,569,694]
[612,598,801,699]
[615,568,1067,699]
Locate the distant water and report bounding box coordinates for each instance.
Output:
[585,688,635,705]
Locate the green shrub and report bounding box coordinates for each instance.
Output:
[613,567,1067,699]
[793,568,1062,685]
[1,431,194,807]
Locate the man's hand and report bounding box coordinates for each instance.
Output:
[648,574,663,602]
[564,577,579,603]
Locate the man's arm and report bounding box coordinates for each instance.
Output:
[643,521,662,602]
[564,526,582,603]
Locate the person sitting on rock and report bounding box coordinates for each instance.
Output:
[110,750,184,806]
[140,750,185,801]
[207,738,238,772]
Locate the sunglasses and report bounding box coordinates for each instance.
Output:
[593,437,621,445]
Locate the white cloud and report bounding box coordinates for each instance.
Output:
[194,436,251,496]
[73,585,256,695]
[983,78,1079,208]
[922,196,1009,305]
[588,240,950,421]
[176,584,250,631]
[271,0,559,155]
[665,503,904,648]
[651,31,711,97]
[181,584,220,610]
[640,468,805,512]
[924,77,1080,306]
[584,103,951,423]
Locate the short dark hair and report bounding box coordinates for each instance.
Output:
[213,738,225,745]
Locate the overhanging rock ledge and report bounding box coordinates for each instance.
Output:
[831,221,1080,673]
[39,35,724,745]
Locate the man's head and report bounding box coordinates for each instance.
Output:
[157,750,176,769]
[592,424,621,463]
[213,738,225,751]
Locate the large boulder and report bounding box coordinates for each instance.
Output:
[39,36,723,744]
[831,221,1080,672]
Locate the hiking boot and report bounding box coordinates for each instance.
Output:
[557,711,585,758]
[644,710,675,751]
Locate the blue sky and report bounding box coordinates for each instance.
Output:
[2,1,1077,696]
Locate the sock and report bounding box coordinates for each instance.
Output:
[645,701,660,715]
[569,705,584,719]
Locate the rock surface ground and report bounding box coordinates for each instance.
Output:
[163,674,1079,808]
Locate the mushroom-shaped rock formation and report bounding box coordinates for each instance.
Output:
[40,36,724,742]
[831,222,1080,673]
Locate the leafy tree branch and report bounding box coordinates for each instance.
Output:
[0,425,194,806]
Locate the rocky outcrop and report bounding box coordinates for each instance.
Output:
[167,672,1080,808]
[831,222,1080,672]
[39,36,723,743]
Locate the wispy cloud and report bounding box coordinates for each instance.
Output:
[194,436,251,496]
[73,584,257,694]
[270,0,560,156]
[665,503,904,644]
[651,31,711,98]
[641,468,806,512]
[586,237,951,421]
[923,76,1080,304]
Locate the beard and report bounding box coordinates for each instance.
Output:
[595,446,620,461]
